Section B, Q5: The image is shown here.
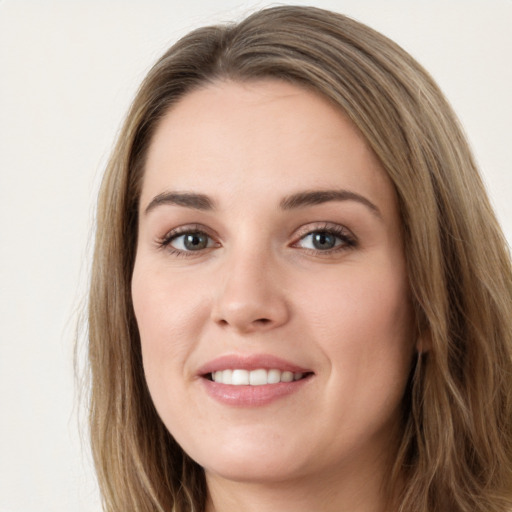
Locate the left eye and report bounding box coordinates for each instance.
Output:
[169,232,215,251]
[296,230,348,251]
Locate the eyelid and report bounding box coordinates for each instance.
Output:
[154,221,357,257]
[156,224,220,253]
[290,222,357,252]
[292,221,355,240]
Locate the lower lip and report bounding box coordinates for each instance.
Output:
[200,376,311,407]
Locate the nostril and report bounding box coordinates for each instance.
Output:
[216,316,272,327]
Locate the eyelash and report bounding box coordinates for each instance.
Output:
[156,224,218,258]
[292,223,357,255]
[156,222,357,258]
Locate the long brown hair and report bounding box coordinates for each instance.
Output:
[87,6,512,511]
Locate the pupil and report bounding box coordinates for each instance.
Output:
[184,233,207,250]
[313,232,335,250]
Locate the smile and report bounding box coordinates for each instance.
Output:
[210,369,305,385]
[197,354,313,406]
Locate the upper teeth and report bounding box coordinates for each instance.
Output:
[211,369,304,386]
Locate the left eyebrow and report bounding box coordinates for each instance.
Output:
[279,189,382,219]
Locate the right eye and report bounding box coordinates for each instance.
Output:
[167,231,216,252]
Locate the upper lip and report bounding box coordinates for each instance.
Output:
[197,354,312,376]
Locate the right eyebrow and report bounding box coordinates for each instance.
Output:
[144,191,215,215]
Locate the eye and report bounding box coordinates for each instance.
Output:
[157,227,218,255]
[293,225,356,253]
[300,231,340,250]
[170,232,213,251]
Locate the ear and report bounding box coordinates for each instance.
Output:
[416,328,432,354]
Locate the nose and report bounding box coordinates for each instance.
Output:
[210,248,290,334]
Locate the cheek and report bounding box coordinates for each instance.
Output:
[299,262,414,382]
[305,265,414,443]
[303,261,409,326]
[131,263,208,387]
[131,265,211,440]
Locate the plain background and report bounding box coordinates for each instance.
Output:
[0,1,510,511]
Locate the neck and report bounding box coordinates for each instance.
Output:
[204,453,396,512]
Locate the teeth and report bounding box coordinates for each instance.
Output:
[281,371,293,382]
[267,368,281,384]
[249,369,267,386]
[231,369,249,385]
[211,369,305,385]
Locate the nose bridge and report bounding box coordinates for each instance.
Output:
[211,239,289,332]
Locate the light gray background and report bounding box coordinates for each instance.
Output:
[1,1,510,511]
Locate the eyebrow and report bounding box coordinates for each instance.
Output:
[144,188,382,218]
[144,191,215,214]
[280,189,382,218]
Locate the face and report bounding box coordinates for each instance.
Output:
[132,80,415,487]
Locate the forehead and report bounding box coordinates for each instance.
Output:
[141,79,397,219]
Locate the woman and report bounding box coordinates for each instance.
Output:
[87,5,512,511]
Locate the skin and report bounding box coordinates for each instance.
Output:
[132,80,416,512]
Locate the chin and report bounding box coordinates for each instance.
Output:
[202,457,305,484]
[185,434,309,484]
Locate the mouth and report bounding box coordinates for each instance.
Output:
[204,368,312,385]
[197,354,314,406]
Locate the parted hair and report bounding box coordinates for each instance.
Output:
[87,5,512,511]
